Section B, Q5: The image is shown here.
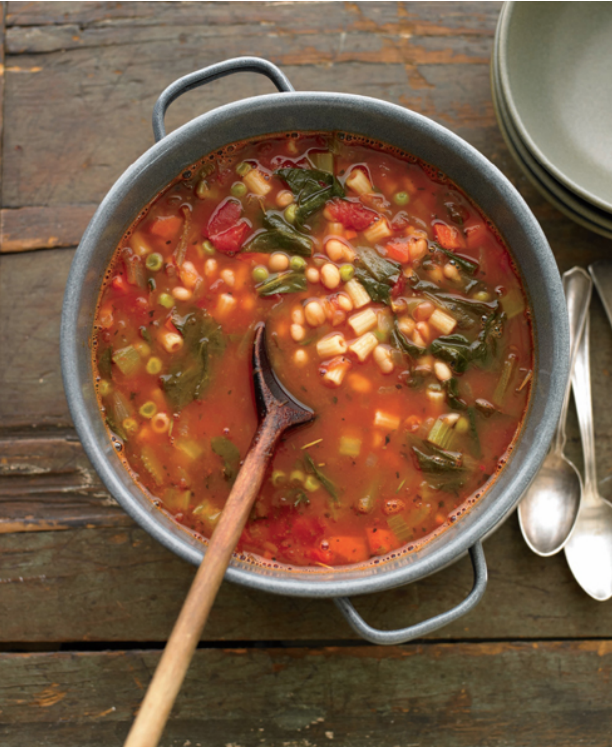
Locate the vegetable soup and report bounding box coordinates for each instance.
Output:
[93,132,533,568]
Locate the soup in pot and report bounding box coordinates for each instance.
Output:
[93,132,532,568]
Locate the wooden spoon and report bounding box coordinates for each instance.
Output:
[124,323,315,747]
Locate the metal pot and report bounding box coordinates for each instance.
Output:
[61,57,568,644]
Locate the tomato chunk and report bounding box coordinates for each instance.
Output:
[433,222,466,251]
[326,198,378,231]
[366,527,396,556]
[386,240,411,263]
[206,198,242,238]
[211,222,250,255]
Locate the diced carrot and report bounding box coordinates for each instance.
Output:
[149,215,183,240]
[344,229,358,240]
[111,274,128,293]
[433,222,465,251]
[386,240,410,263]
[366,527,396,556]
[328,536,369,564]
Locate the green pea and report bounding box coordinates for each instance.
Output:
[231,182,247,198]
[289,255,306,271]
[393,191,410,206]
[339,263,355,282]
[252,265,269,283]
[236,161,252,177]
[284,204,297,224]
[139,401,157,419]
[146,357,162,375]
[202,240,216,255]
[145,252,163,272]
[158,292,174,309]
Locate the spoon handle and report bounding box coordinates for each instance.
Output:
[572,313,597,494]
[556,268,592,453]
[124,414,283,747]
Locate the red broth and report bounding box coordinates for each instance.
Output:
[93,132,532,568]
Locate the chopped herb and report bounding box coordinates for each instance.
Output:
[211,436,241,483]
[304,452,339,502]
[301,438,323,450]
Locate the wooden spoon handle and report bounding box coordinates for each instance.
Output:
[124,414,282,747]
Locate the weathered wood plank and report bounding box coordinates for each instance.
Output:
[0,205,96,253]
[0,641,611,746]
[1,2,502,211]
[0,249,74,429]
[6,2,502,34]
[2,517,612,643]
[0,435,127,532]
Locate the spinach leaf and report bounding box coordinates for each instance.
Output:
[161,309,225,410]
[257,270,307,297]
[304,452,339,502]
[354,267,391,304]
[275,167,344,228]
[434,243,479,275]
[390,321,427,359]
[430,312,502,373]
[412,445,464,473]
[445,377,468,410]
[356,246,402,285]
[352,246,402,306]
[211,436,241,483]
[243,213,313,256]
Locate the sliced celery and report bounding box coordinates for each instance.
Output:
[175,439,203,461]
[339,436,362,458]
[493,354,517,406]
[112,345,141,376]
[164,488,192,511]
[501,288,525,319]
[427,418,455,450]
[310,152,334,174]
[141,444,164,485]
[387,514,412,544]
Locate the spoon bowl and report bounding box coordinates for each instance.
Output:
[564,313,612,601]
[518,267,592,556]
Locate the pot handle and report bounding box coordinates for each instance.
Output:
[333,541,487,645]
[152,57,295,142]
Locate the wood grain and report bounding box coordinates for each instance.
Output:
[1,642,611,746]
[2,517,611,644]
[0,205,96,253]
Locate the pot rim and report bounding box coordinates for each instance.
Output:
[61,90,568,598]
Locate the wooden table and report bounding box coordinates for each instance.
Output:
[2,3,612,745]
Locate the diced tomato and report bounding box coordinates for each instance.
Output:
[326,198,378,231]
[211,221,250,255]
[205,198,242,238]
[149,215,183,240]
[111,274,128,293]
[391,273,406,299]
[386,240,411,263]
[433,222,466,251]
[366,527,396,556]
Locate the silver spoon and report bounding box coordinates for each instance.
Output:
[564,312,612,601]
[518,267,592,556]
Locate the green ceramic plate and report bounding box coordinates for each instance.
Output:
[498,2,612,212]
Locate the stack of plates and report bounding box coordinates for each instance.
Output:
[492,2,612,239]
